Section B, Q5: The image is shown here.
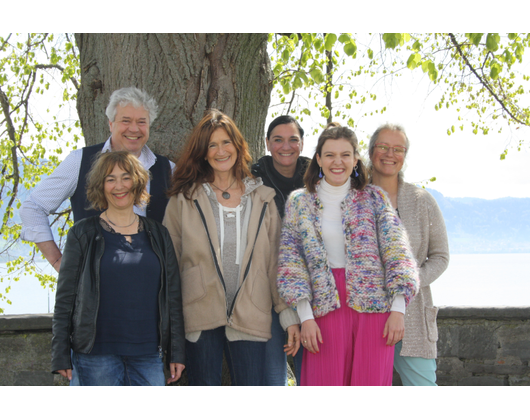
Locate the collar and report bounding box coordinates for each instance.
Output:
[105,136,157,170]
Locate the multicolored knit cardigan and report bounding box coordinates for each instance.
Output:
[277,184,419,318]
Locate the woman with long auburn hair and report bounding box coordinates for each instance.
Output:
[164,109,300,386]
[277,123,419,386]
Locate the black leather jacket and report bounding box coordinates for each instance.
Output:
[51,216,185,373]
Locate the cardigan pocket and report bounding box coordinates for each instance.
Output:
[425,306,439,342]
[181,265,207,306]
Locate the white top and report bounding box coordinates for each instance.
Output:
[19,137,175,243]
[296,178,405,323]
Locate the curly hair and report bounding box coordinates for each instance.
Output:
[86,151,150,211]
[167,109,253,199]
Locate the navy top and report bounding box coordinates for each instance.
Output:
[91,227,161,356]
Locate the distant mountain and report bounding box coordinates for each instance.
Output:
[427,188,530,254]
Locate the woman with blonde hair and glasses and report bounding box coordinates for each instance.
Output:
[51,151,185,386]
[277,123,418,386]
[163,109,300,386]
[368,124,449,386]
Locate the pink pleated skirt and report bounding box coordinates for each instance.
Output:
[301,268,394,386]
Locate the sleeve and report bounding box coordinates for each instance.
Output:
[373,188,419,307]
[50,226,84,373]
[163,226,186,365]
[266,199,300,329]
[20,149,82,243]
[276,194,313,308]
[418,193,450,288]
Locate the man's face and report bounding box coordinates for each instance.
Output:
[109,104,150,157]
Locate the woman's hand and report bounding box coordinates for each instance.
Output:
[383,311,405,346]
[167,363,185,384]
[57,369,72,381]
[284,324,301,357]
[301,319,323,354]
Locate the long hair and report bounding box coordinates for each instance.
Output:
[304,123,368,193]
[167,109,253,199]
[86,151,150,211]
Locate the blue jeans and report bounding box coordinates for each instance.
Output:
[264,309,288,385]
[293,345,303,386]
[71,351,165,386]
[186,327,266,386]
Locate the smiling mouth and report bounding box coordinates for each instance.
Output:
[216,156,231,162]
[279,153,293,157]
[330,168,345,173]
[124,136,141,140]
[113,192,129,198]
[381,160,396,165]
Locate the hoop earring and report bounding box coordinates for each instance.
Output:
[354,165,359,178]
[319,166,323,179]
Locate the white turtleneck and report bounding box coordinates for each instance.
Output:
[296,177,405,323]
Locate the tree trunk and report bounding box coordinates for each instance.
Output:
[75,33,272,161]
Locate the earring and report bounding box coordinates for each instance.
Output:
[319,166,323,179]
[354,165,359,178]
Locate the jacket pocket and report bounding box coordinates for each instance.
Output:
[250,269,272,315]
[181,265,207,306]
[425,306,439,342]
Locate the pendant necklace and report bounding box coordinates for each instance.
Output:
[211,179,236,199]
[104,210,138,228]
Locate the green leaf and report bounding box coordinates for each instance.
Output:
[486,33,500,52]
[343,41,357,56]
[310,68,325,84]
[367,48,373,59]
[466,33,483,46]
[406,53,421,69]
[338,33,351,44]
[324,33,337,51]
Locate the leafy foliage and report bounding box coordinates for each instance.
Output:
[0,33,81,312]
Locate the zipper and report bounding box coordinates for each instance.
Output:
[194,199,228,316]
[88,232,105,352]
[146,227,165,356]
[227,202,268,319]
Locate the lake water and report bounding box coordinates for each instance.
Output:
[1,253,529,315]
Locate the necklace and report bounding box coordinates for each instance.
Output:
[104,210,138,228]
[211,179,236,199]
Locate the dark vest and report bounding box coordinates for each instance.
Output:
[70,142,171,223]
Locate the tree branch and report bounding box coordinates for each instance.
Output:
[448,33,528,126]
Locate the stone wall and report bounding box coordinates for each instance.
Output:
[1,307,529,386]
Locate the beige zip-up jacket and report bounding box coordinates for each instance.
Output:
[163,182,294,340]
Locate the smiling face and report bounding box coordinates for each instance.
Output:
[206,128,238,177]
[316,138,358,187]
[370,129,406,178]
[266,122,303,176]
[109,104,150,157]
[104,164,135,211]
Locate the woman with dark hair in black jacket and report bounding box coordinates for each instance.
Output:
[251,115,309,386]
[51,151,185,386]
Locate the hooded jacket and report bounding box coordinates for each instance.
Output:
[163,182,292,339]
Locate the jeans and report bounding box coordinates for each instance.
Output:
[264,309,288,385]
[293,345,303,386]
[71,351,165,386]
[186,327,266,386]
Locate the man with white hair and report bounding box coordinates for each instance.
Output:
[20,87,175,273]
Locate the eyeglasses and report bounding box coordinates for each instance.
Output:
[374,143,407,156]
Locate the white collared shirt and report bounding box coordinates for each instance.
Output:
[19,137,175,243]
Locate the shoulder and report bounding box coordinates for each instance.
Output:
[251,156,270,174]
[401,181,438,207]
[69,216,100,237]
[362,184,389,203]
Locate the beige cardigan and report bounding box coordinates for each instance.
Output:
[163,182,294,340]
[397,177,449,358]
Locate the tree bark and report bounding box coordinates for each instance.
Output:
[75,33,272,161]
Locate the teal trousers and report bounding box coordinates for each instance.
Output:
[394,341,437,386]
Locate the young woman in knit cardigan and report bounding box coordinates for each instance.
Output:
[369,124,449,386]
[277,124,419,386]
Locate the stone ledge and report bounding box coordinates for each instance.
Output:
[438,306,530,320]
[0,314,53,332]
